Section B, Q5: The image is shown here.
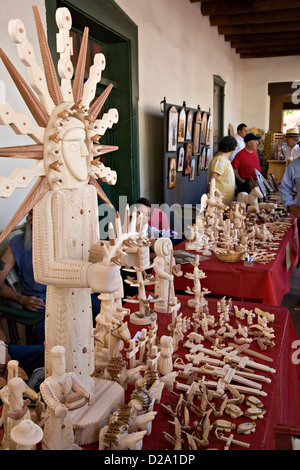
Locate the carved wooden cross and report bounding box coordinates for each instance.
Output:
[125,340,139,369]
[138,328,148,365]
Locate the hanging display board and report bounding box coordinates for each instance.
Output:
[162,99,212,207]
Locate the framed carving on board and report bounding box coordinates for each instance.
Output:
[167,106,179,152]
[168,157,177,188]
[200,112,208,144]
[177,146,185,172]
[185,110,194,141]
[197,155,201,175]
[178,107,186,143]
[261,173,273,192]
[197,145,206,175]
[267,174,276,192]
[184,142,193,176]
[255,169,273,195]
[193,111,202,155]
[270,173,280,190]
[162,99,212,207]
[254,169,269,198]
[190,158,195,181]
[205,114,212,146]
[205,147,212,169]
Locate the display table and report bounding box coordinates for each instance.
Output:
[173,219,298,305]
[119,296,300,451]
[1,297,299,451]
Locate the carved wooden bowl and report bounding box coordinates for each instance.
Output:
[213,250,243,263]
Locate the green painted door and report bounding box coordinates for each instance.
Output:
[45,0,140,210]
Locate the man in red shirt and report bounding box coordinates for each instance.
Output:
[232,132,261,193]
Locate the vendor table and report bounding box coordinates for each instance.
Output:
[1,297,299,451]
[172,218,299,305]
[119,296,300,451]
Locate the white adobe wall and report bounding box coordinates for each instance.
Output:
[115,0,243,200]
[241,56,300,133]
[0,0,46,232]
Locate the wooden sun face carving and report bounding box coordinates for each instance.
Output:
[0,5,120,241]
[44,104,93,190]
[62,125,89,182]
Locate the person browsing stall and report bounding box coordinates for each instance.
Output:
[282,128,300,164]
[229,123,248,162]
[232,132,261,193]
[208,136,237,206]
[279,157,300,236]
[0,211,46,344]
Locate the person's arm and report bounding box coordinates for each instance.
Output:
[210,172,220,182]
[0,245,44,311]
[0,326,9,378]
[291,145,300,161]
[231,154,245,184]
[287,204,300,219]
[233,167,245,184]
[229,143,241,163]
[279,163,297,211]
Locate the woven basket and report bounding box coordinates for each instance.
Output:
[214,250,243,263]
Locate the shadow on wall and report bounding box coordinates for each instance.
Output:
[142,111,164,204]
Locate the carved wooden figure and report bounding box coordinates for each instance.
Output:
[0,361,19,439]
[237,186,263,212]
[157,335,174,375]
[125,269,157,325]
[40,346,92,450]
[185,256,208,314]
[99,423,147,450]
[0,6,121,392]
[153,238,182,314]
[1,376,39,450]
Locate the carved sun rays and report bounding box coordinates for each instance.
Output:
[0,5,119,242]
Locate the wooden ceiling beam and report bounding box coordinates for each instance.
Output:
[218,21,300,35]
[224,31,300,43]
[201,0,300,16]
[230,37,300,49]
[236,45,300,55]
[240,50,300,59]
[210,9,300,27]
[190,0,300,58]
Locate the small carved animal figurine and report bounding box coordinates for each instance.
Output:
[225,404,243,419]
[237,186,263,209]
[212,419,235,432]
[96,321,132,360]
[237,422,256,435]
[99,422,147,450]
[109,404,157,435]
[244,406,266,420]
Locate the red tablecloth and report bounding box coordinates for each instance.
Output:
[121,296,300,451]
[173,219,298,305]
[2,297,299,451]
